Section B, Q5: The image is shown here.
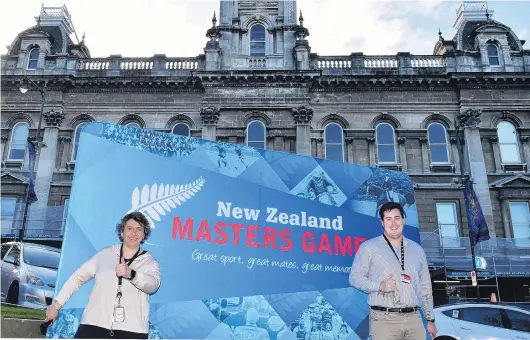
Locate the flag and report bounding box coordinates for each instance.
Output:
[27,138,38,204]
[464,181,490,246]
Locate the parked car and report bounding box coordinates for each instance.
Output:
[434,302,530,340]
[1,242,61,308]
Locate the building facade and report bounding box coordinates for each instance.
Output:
[1,1,530,303]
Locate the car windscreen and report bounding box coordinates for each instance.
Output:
[23,246,60,269]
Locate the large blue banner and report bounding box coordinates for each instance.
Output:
[48,122,420,339]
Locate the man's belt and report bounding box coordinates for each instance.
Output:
[371,306,419,313]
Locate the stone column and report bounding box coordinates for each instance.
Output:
[291,105,313,156]
[367,137,376,166]
[345,138,354,163]
[450,137,461,175]
[0,135,8,161]
[315,138,324,159]
[266,135,274,150]
[490,136,503,173]
[464,126,495,239]
[398,137,408,172]
[274,136,284,152]
[521,136,530,166]
[419,137,430,173]
[200,106,220,141]
[34,109,66,207]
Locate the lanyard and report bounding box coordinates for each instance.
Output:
[383,234,405,271]
[116,245,144,300]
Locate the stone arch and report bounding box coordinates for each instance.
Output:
[370,113,402,129]
[242,15,273,30]
[118,114,146,128]
[68,114,95,129]
[317,114,350,129]
[244,111,272,127]
[491,111,523,128]
[421,113,453,129]
[4,113,34,128]
[166,114,195,129]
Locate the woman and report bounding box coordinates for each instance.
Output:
[45,212,161,339]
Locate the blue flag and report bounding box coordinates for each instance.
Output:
[464,181,490,246]
[27,139,38,204]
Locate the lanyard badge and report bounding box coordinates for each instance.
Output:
[113,285,125,323]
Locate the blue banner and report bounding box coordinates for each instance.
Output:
[464,181,490,247]
[27,138,38,204]
[48,122,420,340]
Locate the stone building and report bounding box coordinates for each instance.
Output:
[1,1,529,303]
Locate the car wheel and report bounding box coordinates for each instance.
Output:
[7,282,19,305]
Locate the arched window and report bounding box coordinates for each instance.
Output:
[125,122,141,129]
[246,120,266,149]
[72,122,87,161]
[428,123,449,163]
[172,123,190,137]
[497,121,520,163]
[8,122,29,161]
[324,123,344,162]
[487,44,500,66]
[250,24,266,56]
[376,123,396,163]
[27,48,39,70]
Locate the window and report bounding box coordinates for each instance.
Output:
[1,198,17,234]
[172,123,190,137]
[6,245,21,264]
[505,309,530,333]
[324,123,344,162]
[250,24,266,56]
[376,123,396,163]
[428,123,449,163]
[23,246,60,270]
[1,244,12,260]
[125,122,141,129]
[72,122,87,161]
[461,307,504,329]
[8,122,29,161]
[436,203,460,248]
[487,44,500,66]
[27,48,39,70]
[246,120,266,149]
[497,122,520,164]
[508,202,530,247]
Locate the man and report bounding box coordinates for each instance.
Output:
[349,202,437,340]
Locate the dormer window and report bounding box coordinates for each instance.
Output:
[27,48,39,70]
[250,24,266,56]
[487,44,500,66]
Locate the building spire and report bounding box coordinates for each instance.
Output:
[212,11,217,27]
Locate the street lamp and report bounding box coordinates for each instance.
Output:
[454,108,483,302]
[18,77,47,242]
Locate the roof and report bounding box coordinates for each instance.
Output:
[453,20,522,51]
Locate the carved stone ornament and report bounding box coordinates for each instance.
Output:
[200,106,220,125]
[457,108,482,128]
[291,105,314,124]
[43,110,66,127]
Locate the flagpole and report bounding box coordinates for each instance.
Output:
[455,110,482,302]
[18,78,46,242]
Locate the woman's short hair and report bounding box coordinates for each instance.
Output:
[116,212,151,243]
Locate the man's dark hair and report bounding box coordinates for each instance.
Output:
[379,202,405,220]
[116,212,151,243]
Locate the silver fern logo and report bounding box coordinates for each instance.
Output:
[127,177,206,228]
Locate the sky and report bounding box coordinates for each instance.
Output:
[0,0,528,58]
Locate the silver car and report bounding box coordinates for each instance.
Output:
[1,242,60,308]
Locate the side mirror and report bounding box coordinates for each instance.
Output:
[3,255,15,264]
